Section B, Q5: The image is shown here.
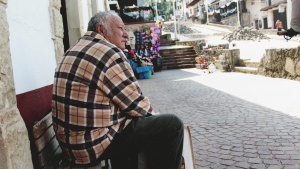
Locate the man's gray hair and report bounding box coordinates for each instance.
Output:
[87,10,119,35]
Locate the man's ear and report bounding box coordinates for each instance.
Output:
[96,25,104,35]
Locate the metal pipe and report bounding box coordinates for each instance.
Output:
[173,0,178,39]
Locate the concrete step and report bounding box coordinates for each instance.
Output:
[234,66,258,74]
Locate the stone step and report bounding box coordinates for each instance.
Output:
[160,39,176,46]
[234,66,258,74]
[239,59,260,68]
[163,63,195,70]
[163,59,197,66]
[160,50,196,54]
[159,46,195,53]
[159,45,197,70]
[161,42,176,46]
[244,61,260,68]
[162,54,197,60]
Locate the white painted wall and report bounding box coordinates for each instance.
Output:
[267,9,274,29]
[6,0,57,94]
[98,0,106,11]
[248,1,264,28]
[286,0,292,29]
[82,0,90,32]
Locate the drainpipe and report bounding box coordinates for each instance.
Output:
[236,0,241,27]
[173,0,178,39]
[206,1,209,24]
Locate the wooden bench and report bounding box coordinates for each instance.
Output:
[32,113,195,169]
[32,113,110,169]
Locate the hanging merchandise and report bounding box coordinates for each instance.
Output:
[220,7,237,17]
[134,30,144,51]
[129,22,164,79]
[128,31,136,50]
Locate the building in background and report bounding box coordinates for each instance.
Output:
[259,0,288,30]
[185,0,292,31]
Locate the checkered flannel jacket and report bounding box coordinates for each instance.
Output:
[52,31,154,165]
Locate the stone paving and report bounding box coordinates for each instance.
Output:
[138,69,300,169]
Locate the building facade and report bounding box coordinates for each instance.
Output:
[258,0,290,30]
[186,0,292,30]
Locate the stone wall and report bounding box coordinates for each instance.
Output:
[221,12,250,27]
[50,0,64,63]
[221,13,239,27]
[240,12,250,27]
[0,0,33,168]
[199,49,241,70]
[258,47,300,81]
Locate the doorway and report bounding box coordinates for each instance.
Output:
[60,0,69,52]
[255,19,258,29]
[263,17,268,29]
[273,9,287,30]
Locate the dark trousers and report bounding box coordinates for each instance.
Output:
[101,114,184,169]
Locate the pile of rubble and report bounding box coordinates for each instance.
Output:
[163,23,200,34]
[222,27,270,42]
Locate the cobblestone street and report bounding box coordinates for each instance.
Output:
[139,69,300,169]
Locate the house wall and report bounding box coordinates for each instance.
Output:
[248,0,264,29]
[246,0,290,30]
[0,0,106,168]
[7,0,57,95]
[267,9,274,28]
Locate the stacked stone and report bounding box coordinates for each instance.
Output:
[222,27,270,42]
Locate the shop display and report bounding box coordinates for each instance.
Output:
[126,24,163,79]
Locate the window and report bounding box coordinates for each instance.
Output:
[117,0,156,23]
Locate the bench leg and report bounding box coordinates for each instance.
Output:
[101,159,110,169]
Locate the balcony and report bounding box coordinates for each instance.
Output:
[260,0,287,11]
[186,0,201,7]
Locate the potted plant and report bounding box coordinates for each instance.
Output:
[195,55,208,69]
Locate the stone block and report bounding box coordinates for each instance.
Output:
[0,5,17,109]
[0,0,7,4]
[50,0,61,9]
[0,4,9,55]
[296,61,300,76]
[52,8,64,39]
[54,38,65,63]
[285,57,296,76]
[283,48,298,59]
[0,108,33,169]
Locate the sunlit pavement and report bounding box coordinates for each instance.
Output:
[139,69,300,168]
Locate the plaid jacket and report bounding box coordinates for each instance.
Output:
[52,31,154,165]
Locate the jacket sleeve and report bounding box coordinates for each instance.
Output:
[100,51,154,117]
